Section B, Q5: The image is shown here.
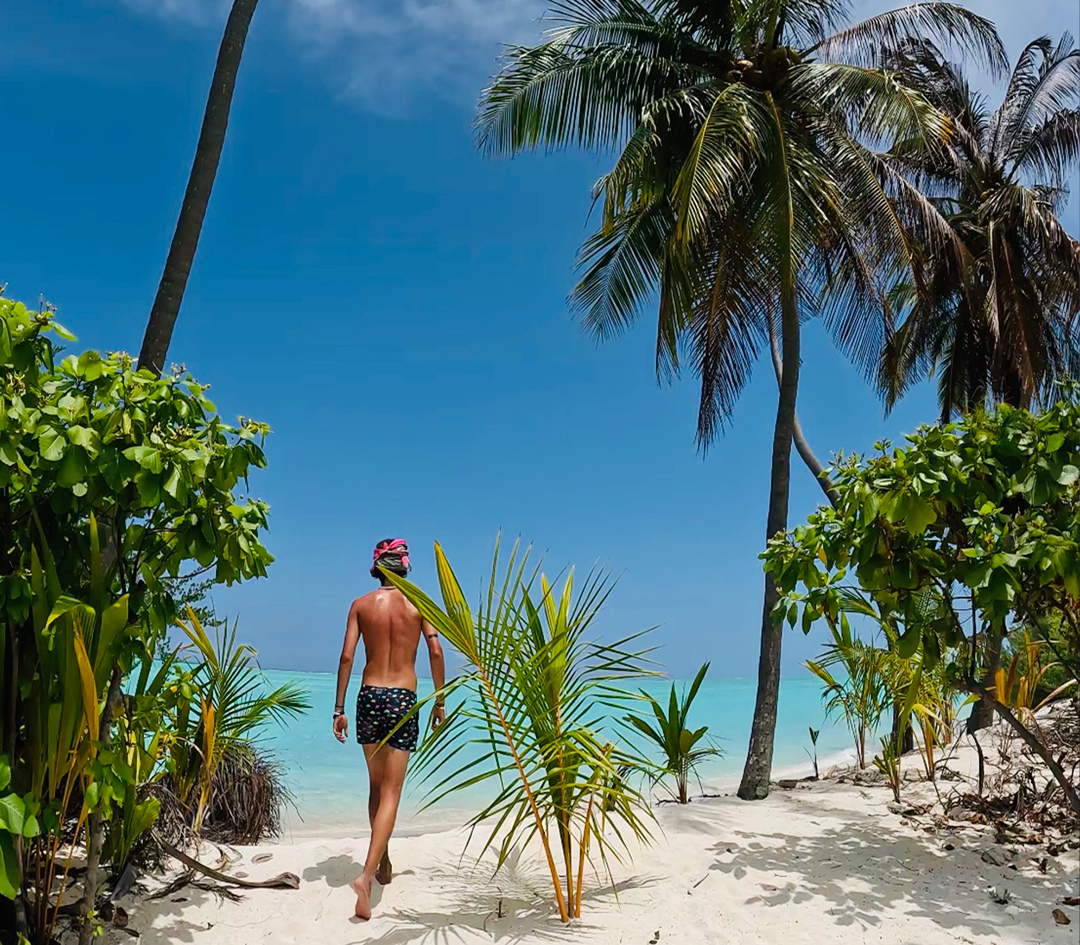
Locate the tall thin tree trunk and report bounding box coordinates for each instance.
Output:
[738,268,800,800]
[767,311,839,507]
[137,0,260,377]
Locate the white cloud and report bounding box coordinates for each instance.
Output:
[119,0,232,25]
[118,0,545,110]
[119,0,1077,112]
[285,0,544,109]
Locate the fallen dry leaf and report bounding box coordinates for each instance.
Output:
[1062,897,1080,907]
[1052,909,1070,926]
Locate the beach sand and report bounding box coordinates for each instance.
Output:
[117,727,1079,945]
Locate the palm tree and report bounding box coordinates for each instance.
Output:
[882,34,1080,419]
[476,0,1004,800]
[138,0,261,377]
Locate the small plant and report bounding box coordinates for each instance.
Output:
[385,538,655,922]
[805,727,821,780]
[165,609,309,837]
[807,623,889,769]
[873,736,902,803]
[625,663,721,804]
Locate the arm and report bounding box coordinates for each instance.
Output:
[333,601,362,743]
[424,620,446,730]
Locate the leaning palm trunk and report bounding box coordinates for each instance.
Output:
[138,0,260,376]
[767,303,839,507]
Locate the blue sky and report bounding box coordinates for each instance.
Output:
[2,1,1076,678]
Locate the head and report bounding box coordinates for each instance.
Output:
[371,537,411,584]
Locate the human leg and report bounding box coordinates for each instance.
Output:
[352,745,409,918]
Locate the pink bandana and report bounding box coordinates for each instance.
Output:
[372,538,410,573]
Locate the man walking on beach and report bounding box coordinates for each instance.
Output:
[333,538,446,919]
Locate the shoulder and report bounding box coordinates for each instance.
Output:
[350,592,377,613]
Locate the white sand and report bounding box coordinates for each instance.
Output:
[117,729,1078,945]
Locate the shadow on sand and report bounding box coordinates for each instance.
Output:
[705,799,1075,942]
[333,849,660,945]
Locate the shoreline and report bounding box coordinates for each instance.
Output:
[277,744,861,841]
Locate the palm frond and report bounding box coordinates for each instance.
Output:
[811,2,1006,76]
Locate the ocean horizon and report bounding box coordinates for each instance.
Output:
[259,668,861,839]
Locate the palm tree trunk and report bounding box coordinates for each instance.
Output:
[738,272,800,800]
[137,0,260,377]
[767,311,839,507]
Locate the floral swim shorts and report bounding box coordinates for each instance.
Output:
[355,685,419,752]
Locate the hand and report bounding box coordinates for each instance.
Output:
[430,703,446,731]
[333,712,348,743]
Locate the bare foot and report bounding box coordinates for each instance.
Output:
[376,850,393,886]
[351,874,373,920]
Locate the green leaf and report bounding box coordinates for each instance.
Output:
[904,498,937,535]
[0,795,26,835]
[0,757,9,792]
[0,831,19,899]
[1058,464,1078,487]
[67,425,101,458]
[57,447,87,488]
[39,429,67,462]
[124,445,164,474]
[896,623,921,659]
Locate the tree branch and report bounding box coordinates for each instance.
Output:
[959,678,1079,814]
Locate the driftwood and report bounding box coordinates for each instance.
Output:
[158,839,299,890]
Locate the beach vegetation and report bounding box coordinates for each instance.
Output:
[805,727,821,780]
[383,538,656,922]
[476,0,1006,802]
[765,393,1080,814]
[0,295,280,943]
[625,662,722,803]
[806,625,889,770]
[156,609,309,841]
[873,736,904,803]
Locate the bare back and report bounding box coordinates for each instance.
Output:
[352,587,425,690]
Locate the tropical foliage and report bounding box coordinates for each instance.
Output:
[625,662,721,803]
[764,393,1080,812]
[882,34,1080,417]
[805,625,889,770]
[384,539,655,922]
[163,609,309,837]
[477,0,1005,801]
[0,295,292,944]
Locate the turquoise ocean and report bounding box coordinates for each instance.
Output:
[259,669,858,839]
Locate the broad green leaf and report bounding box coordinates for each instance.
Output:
[124,445,164,473]
[0,831,19,899]
[0,795,25,836]
[39,429,67,462]
[895,623,921,660]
